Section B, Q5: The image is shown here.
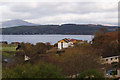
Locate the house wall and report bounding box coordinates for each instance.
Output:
[103,56,119,64]
[58,43,62,49]
[63,43,69,48]
[58,39,73,49]
[58,43,69,49]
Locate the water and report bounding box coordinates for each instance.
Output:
[1,35,94,45]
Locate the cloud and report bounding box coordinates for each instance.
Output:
[0,1,118,25]
[0,0,119,2]
[28,12,117,25]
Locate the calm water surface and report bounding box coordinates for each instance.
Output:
[1,35,94,44]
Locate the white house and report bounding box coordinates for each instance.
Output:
[58,38,73,49]
[101,54,120,77]
[102,55,119,64]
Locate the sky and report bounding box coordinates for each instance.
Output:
[0,0,119,25]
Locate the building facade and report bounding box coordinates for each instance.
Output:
[102,56,119,64]
[58,38,73,49]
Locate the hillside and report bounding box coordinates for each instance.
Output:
[1,24,117,35]
[2,19,38,28]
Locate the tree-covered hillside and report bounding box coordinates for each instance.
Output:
[1,24,117,35]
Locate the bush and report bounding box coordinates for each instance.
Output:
[78,69,104,78]
[2,62,64,78]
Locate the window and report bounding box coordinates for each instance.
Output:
[106,59,108,61]
[115,57,118,59]
[111,58,113,60]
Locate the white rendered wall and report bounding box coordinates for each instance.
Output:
[103,56,119,64]
[63,43,69,48]
[58,43,69,49]
[58,43,62,49]
[58,42,73,49]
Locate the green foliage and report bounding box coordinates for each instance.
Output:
[78,69,104,78]
[2,62,64,78]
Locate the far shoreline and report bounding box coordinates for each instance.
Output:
[1,34,94,35]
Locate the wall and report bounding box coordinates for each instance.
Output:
[103,56,119,64]
[58,43,69,49]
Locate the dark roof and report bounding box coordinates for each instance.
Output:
[62,39,68,43]
[58,38,71,43]
[64,38,71,42]
[102,53,120,58]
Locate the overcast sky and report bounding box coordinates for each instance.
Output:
[0,0,119,25]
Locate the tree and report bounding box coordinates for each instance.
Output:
[92,31,119,55]
[35,42,46,54]
[99,27,107,34]
[45,42,52,50]
[54,43,58,47]
[15,42,53,64]
[58,47,103,75]
[2,62,64,78]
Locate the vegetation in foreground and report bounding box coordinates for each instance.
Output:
[3,62,64,78]
[2,29,120,79]
[78,69,104,78]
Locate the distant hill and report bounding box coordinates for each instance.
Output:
[1,24,118,35]
[1,19,38,28]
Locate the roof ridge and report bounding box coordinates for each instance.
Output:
[64,38,71,42]
[63,39,69,43]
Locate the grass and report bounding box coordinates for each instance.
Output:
[0,47,16,51]
[2,52,15,58]
[0,46,17,58]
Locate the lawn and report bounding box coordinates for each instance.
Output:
[0,46,16,58]
[2,52,15,58]
[0,47,16,51]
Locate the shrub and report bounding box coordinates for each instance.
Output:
[78,69,104,78]
[2,62,64,78]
